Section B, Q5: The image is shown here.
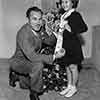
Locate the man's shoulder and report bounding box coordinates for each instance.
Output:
[18,23,30,34]
[17,23,30,39]
[19,23,30,32]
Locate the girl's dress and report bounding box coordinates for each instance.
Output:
[42,10,88,92]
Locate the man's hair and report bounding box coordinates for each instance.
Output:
[26,6,43,18]
[59,0,79,8]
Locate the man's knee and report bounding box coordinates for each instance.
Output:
[31,62,43,73]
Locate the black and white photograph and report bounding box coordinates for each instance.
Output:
[0,0,100,100]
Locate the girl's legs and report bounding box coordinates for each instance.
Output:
[60,64,78,97]
[60,67,72,95]
[67,67,72,85]
[69,64,78,86]
[64,64,78,97]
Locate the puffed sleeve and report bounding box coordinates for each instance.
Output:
[17,27,53,64]
[68,12,88,34]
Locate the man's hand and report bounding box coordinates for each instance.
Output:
[54,48,66,59]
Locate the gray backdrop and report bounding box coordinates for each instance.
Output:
[0,0,100,58]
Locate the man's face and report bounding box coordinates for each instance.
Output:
[61,0,73,12]
[29,11,42,31]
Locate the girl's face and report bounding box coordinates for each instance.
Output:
[61,0,73,12]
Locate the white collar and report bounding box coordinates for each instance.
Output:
[31,29,39,37]
[28,22,39,37]
[61,9,75,20]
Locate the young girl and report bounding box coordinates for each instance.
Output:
[54,0,88,97]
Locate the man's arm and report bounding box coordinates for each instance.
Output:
[42,32,57,46]
[17,27,53,64]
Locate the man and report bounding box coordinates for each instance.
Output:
[9,6,56,100]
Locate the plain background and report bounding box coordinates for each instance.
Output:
[0,0,100,58]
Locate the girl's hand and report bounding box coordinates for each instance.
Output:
[64,23,71,32]
[60,20,71,32]
[60,20,68,28]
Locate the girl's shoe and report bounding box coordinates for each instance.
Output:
[64,86,77,98]
[59,85,73,95]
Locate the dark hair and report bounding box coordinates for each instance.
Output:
[59,0,79,8]
[71,0,79,8]
[26,6,43,18]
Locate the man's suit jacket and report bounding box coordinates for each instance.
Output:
[9,23,56,92]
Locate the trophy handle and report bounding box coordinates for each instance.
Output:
[55,48,66,58]
[59,48,66,57]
